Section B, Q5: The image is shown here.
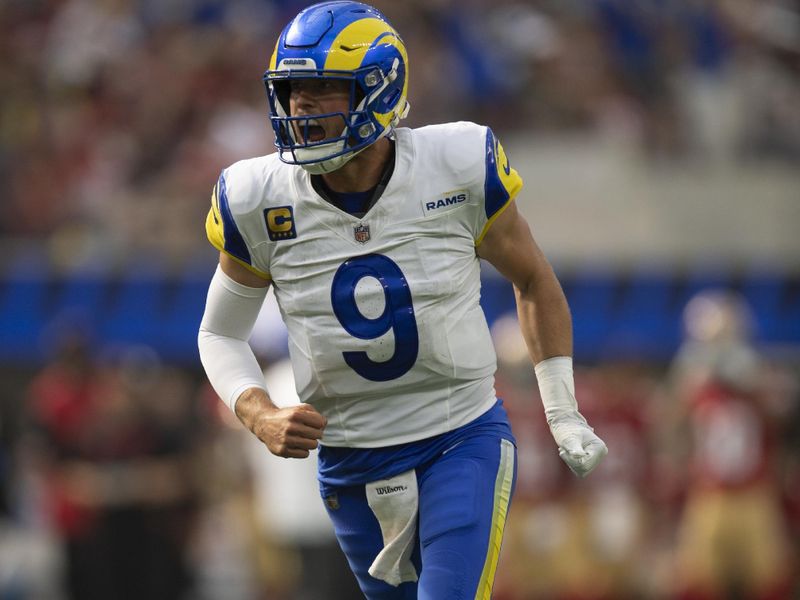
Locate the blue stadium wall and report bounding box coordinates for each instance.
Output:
[1,255,797,366]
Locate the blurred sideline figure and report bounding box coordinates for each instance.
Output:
[245,357,362,600]
[22,332,202,600]
[197,2,607,597]
[490,314,576,600]
[492,314,652,600]
[669,290,794,600]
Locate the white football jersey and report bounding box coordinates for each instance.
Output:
[206,121,523,447]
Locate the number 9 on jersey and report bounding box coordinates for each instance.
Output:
[331,254,419,382]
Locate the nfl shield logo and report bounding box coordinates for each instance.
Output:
[353,223,370,244]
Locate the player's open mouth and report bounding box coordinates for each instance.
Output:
[301,120,327,143]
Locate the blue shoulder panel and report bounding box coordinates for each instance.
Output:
[217,173,253,267]
[483,128,522,220]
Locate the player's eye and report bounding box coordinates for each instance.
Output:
[289,78,348,99]
[319,79,349,94]
[290,80,310,94]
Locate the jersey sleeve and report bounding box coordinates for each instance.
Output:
[474,127,523,245]
[205,170,271,280]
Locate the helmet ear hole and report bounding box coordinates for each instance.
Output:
[384,89,400,109]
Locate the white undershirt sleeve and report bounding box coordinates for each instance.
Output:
[198,265,270,413]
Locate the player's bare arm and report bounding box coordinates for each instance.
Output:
[476,200,572,363]
[477,201,608,477]
[215,253,327,459]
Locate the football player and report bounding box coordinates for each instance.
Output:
[198,2,608,598]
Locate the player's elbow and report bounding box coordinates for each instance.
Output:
[197,326,214,363]
[513,273,537,299]
[514,266,548,300]
[514,263,566,306]
[197,326,234,363]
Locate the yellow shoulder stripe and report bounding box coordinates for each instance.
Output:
[204,188,270,281]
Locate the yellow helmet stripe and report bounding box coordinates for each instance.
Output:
[324,18,408,128]
[324,18,395,71]
[268,39,279,71]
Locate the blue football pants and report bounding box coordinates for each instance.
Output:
[323,435,517,599]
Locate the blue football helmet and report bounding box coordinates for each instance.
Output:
[263,1,410,174]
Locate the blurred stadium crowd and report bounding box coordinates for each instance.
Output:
[2,0,799,262]
[1,0,799,599]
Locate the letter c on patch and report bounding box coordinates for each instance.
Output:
[264,205,297,241]
[267,207,292,232]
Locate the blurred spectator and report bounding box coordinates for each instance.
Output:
[594,0,686,158]
[490,314,577,600]
[189,297,361,600]
[492,314,658,600]
[242,359,361,600]
[22,337,205,600]
[668,290,796,599]
[2,0,798,258]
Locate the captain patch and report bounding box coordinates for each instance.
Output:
[264,206,297,241]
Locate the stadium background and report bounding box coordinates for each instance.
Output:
[0,1,798,598]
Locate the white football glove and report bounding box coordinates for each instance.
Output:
[535,357,608,478]
[549,414,608,478]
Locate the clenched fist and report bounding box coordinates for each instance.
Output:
[235,388,327,458]
[549,414,608,478]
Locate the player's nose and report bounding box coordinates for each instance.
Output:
[291,88,317,113]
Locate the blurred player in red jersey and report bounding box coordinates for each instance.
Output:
[492,315,655,600]
[490,315,574,600]
[24,335,201,600]
[669,291,794,600]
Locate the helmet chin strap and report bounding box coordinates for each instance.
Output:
[298,139,372,174]
[294,125,354,174]
[299,120,398,174]
[299,152,354,174]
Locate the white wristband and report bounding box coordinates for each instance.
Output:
[534,356,583,425]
